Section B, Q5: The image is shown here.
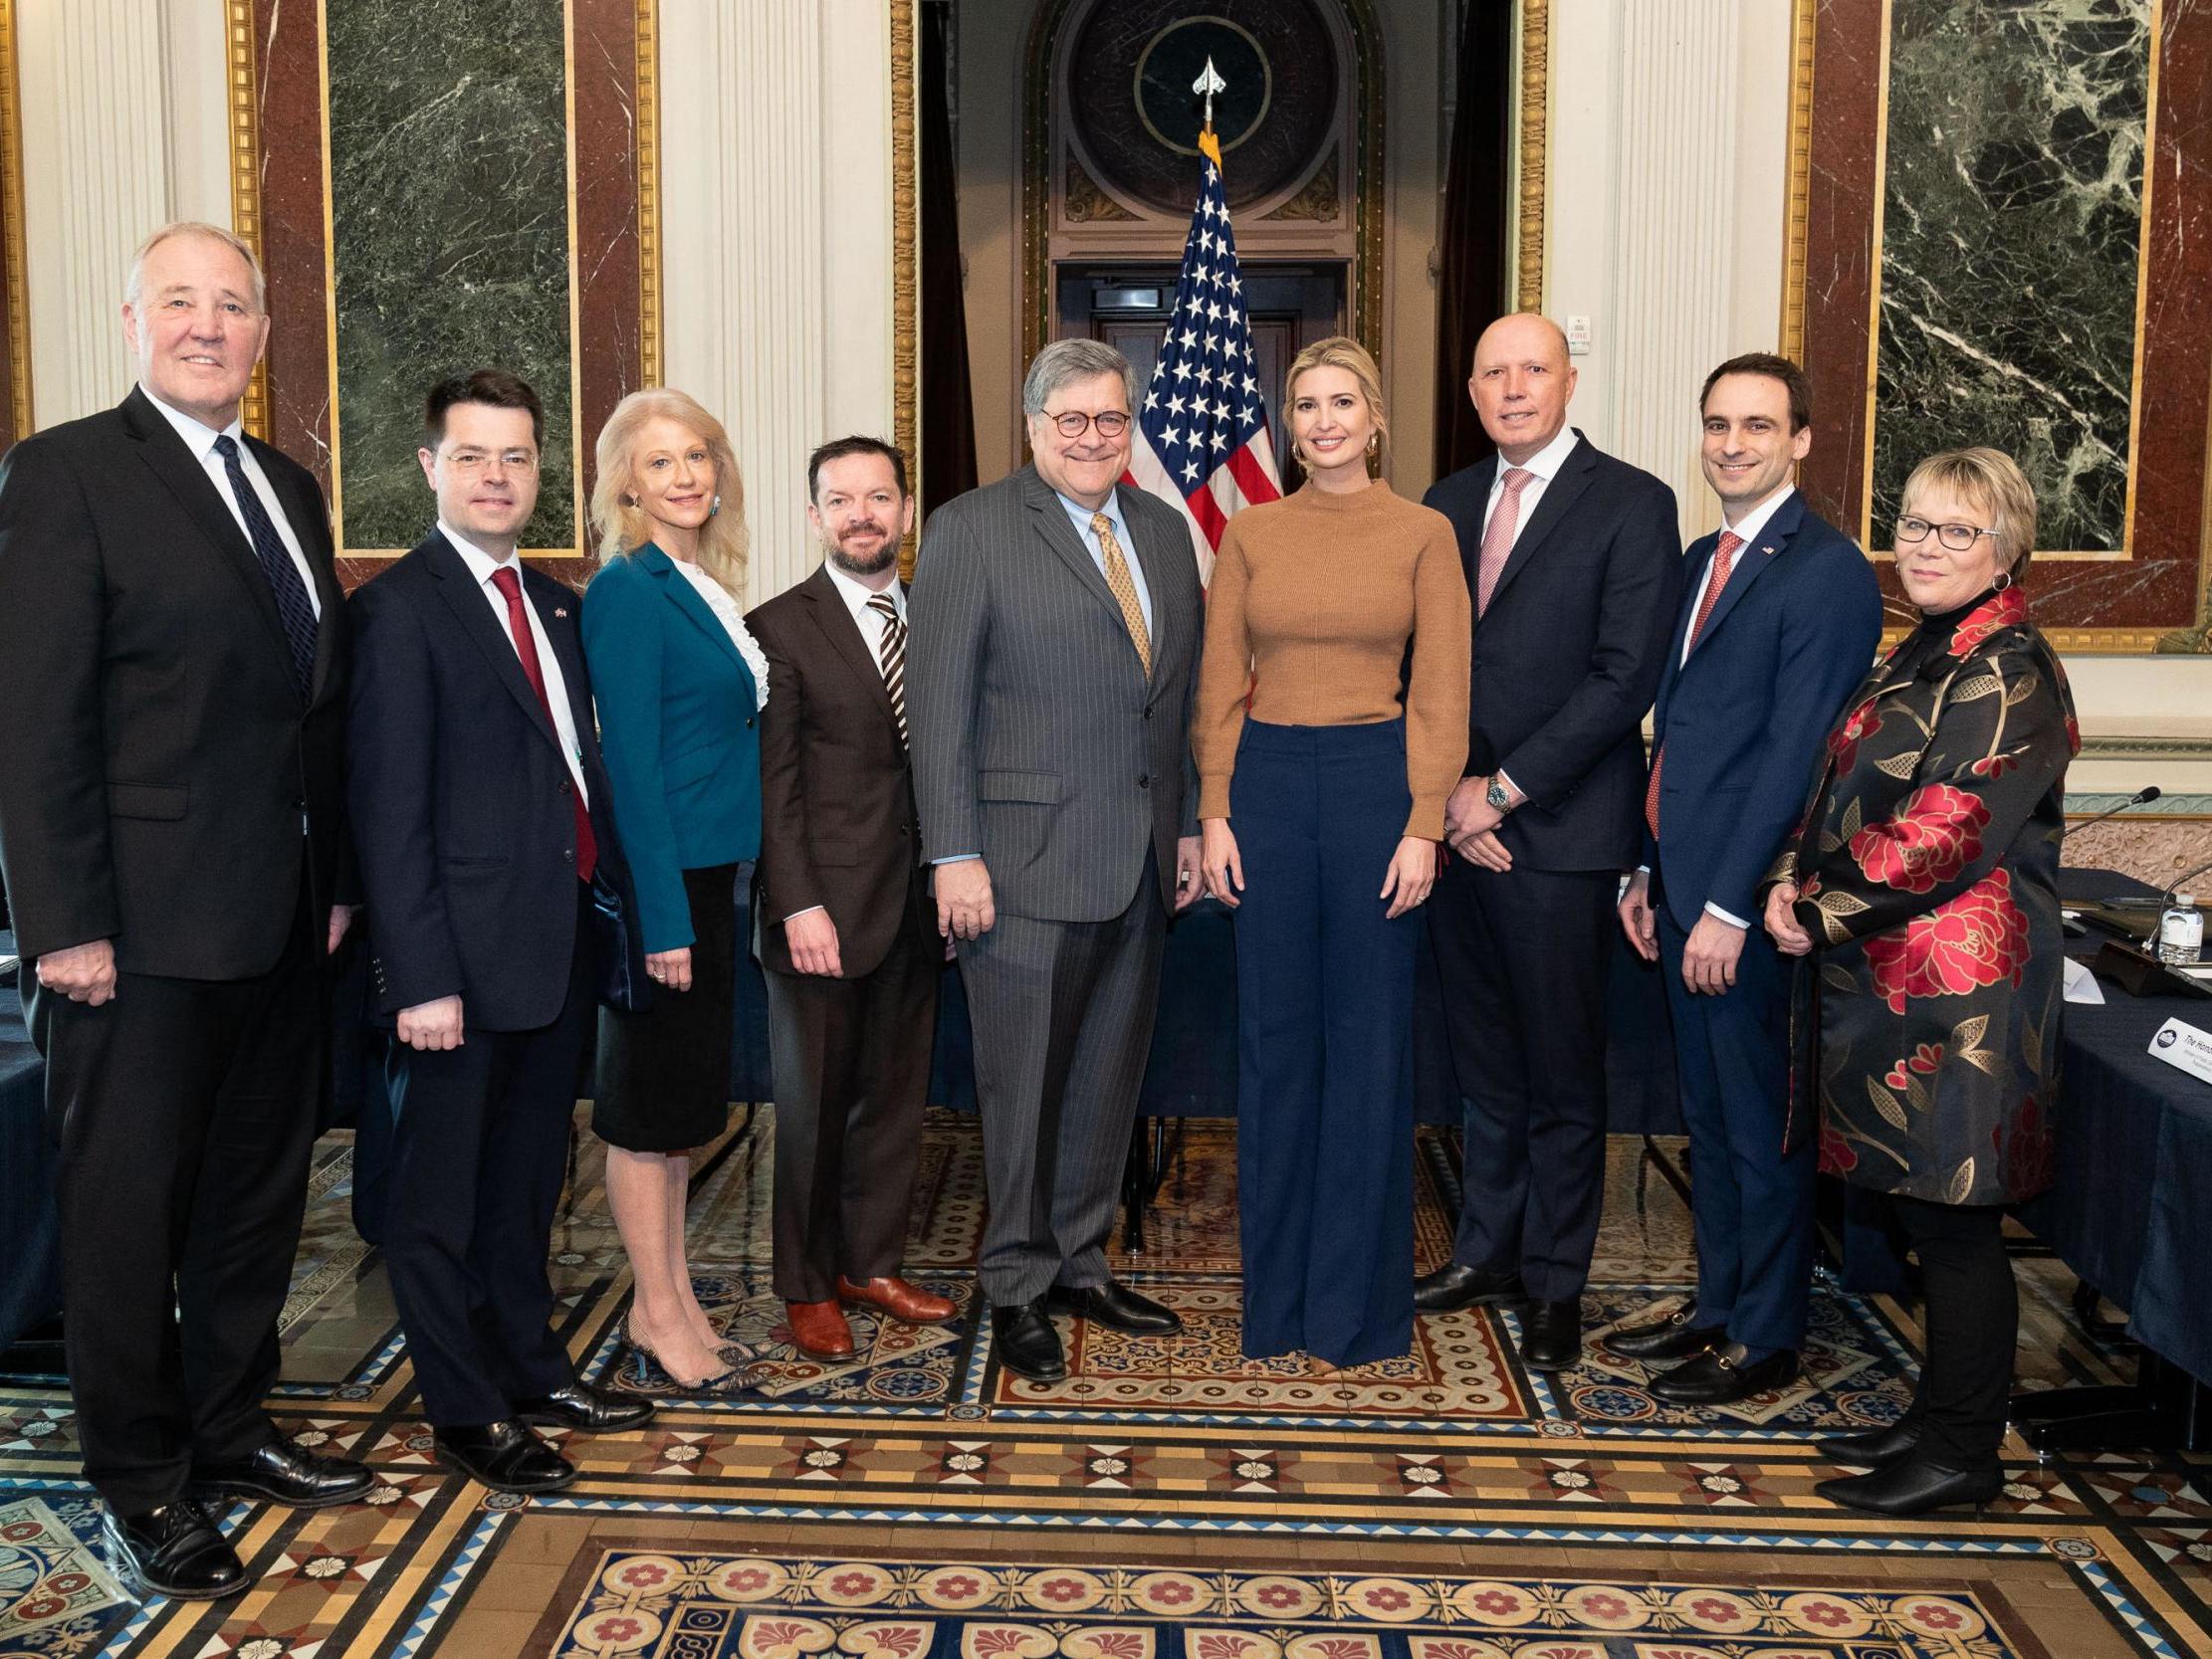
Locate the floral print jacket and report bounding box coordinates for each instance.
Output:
[1764,584,2078,1206]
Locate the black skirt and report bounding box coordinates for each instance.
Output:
[591,863,739,1152]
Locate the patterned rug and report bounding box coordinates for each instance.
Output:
[2,1113,2207,1659]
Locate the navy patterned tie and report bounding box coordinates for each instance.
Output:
[213,433,319,698]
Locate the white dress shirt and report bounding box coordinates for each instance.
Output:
[144,387,321,618]
[670,553,771,708]
[784,563,907,924]
[1478,424,1581,806]
[439,521,588,805]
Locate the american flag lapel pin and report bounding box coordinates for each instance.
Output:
[1761,545,1777,557]
[554,605,569,618]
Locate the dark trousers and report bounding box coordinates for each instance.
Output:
[381,888,592,1426]
[959,860,1166,1305]
[764,869,940,1302]
[1230,719,1418,1367]
[1428,857,1617,1303]
[1890,1193,2014,1468]
[1657,895,1814,1351]
[35,891,322,1515]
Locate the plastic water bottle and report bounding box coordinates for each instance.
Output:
[2158,893,2203,965]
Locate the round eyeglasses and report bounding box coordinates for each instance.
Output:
[1041,409,1131,439]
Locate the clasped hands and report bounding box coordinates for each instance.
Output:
[1442,776,1512,872]
[1200,819,1438,920]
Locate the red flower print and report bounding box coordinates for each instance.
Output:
[1256,1584,1304,1610]
[1908,1601,1966,1630]
[1196,1639,1259,1659]
[936,1575,981,1599]
[1580,1592,1631,1618]
[729,1568,771,1592]
[1089,1635,1145,1659]
[593,1618,645,1643]
[1947,584,2027,656]
[974,1632,1033,1659]
[1037,1577,1087,1604]
[1968,749,2018,779]
[2065,714,2081,755]
[1828,696,1883,774]
[1688,1596,1738,1622]
[620,1561,670,1587]
[1148,1581,1196,1606]
[1849,783,1988,894]
[1863,869,2032,1014]
[1994,1096,2054,1193]
[1363,1586,1412,1611]
[1469,1589,1523,1616]
[830,1570,875,1596]
[1801,1600,1855,1628]
[1909,1042,1943,1073]
[1818,1123,1860,1175]
[1883,1061,1911,1090]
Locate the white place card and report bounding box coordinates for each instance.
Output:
[2148,1017,2212,1086]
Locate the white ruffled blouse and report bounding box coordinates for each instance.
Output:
[671,554,770,710]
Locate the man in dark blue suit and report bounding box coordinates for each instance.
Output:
[1416,314,1683,1372]
[348,370,654,1493]
[1610,354,1881,1405]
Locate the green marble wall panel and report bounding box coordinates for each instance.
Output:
[1874,0,2149,551]
[326,0,575,549]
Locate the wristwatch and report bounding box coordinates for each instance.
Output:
[1485,777,1513,814]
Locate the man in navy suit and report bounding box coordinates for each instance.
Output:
[1610,353,1881,1404]
[348,369,654,1494]
[1417,313,1683,1372]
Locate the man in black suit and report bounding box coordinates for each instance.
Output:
[0,222,373,1599]
[1418,313,1683,1371]
[748,436,954,1361]
[347,369,653,1496]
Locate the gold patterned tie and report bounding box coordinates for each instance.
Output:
[1090,511,1153,678]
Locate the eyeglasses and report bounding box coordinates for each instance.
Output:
[446,449,539,475]
[1895,515,1995,552]
[1040,409,1130,439]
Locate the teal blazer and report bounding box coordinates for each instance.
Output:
[581,543,763,952]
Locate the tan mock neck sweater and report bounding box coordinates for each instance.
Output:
[1192,480,1471,839]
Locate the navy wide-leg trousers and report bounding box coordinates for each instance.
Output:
[1231,718,1418,1367]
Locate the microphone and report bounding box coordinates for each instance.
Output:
[2065,785,2160,836]
[2164,850,2212,905]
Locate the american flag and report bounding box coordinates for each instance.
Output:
[1125,131,1281,582]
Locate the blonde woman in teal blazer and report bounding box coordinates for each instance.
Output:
[582,388,764,1393]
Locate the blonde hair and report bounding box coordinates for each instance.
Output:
[1898,446,2038,576]
[590,388,750,596]
[125,221,266,312]
[1284,335,1388,471]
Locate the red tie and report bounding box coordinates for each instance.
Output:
[490,565,597,882]
[1643,530,1743,842]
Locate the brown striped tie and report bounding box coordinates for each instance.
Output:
[866,591,907,746]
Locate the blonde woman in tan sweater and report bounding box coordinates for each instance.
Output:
[1194,337,1470,1366]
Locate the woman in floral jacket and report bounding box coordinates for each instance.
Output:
[1762,447,2078,1519]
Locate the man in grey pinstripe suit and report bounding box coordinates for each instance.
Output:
[907,339,1206,1383]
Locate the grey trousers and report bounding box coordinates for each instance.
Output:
[958,874,1166,1304]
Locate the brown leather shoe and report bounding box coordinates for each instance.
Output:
[785,1300,856,1360]
[838,1275,956,1324]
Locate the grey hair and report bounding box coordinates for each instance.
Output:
[123,221,267,313]
[1021,338,1138,419]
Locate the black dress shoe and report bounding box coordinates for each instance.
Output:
[195,1434,375,1509]
[1648,1345,1800,1405]
[1414,1262,1526,1313]
[432,1421,577,1494]
[993,1301,1068,1382]
[514,1380,657,1434]
[1516,1299,1583,1370]
[1045,1279,1182,1336]
[1815,1453,2002,1516]
[1606,1307,1726,1362]
[103,1498,247,1600]
[1816,1415,1923,1469]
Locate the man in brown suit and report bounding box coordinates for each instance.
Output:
[748,436,953,1360]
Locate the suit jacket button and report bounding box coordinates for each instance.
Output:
[559,777,572,793]
[562,848,574,863]
[746,717,756,727]
[1137,774,1150,788]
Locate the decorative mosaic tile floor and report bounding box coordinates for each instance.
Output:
[2,1113,2207,1658]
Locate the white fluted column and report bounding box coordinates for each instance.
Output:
[15,1,228,430]
[661,0,894,608]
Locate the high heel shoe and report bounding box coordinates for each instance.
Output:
[616,1314,747,1396]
